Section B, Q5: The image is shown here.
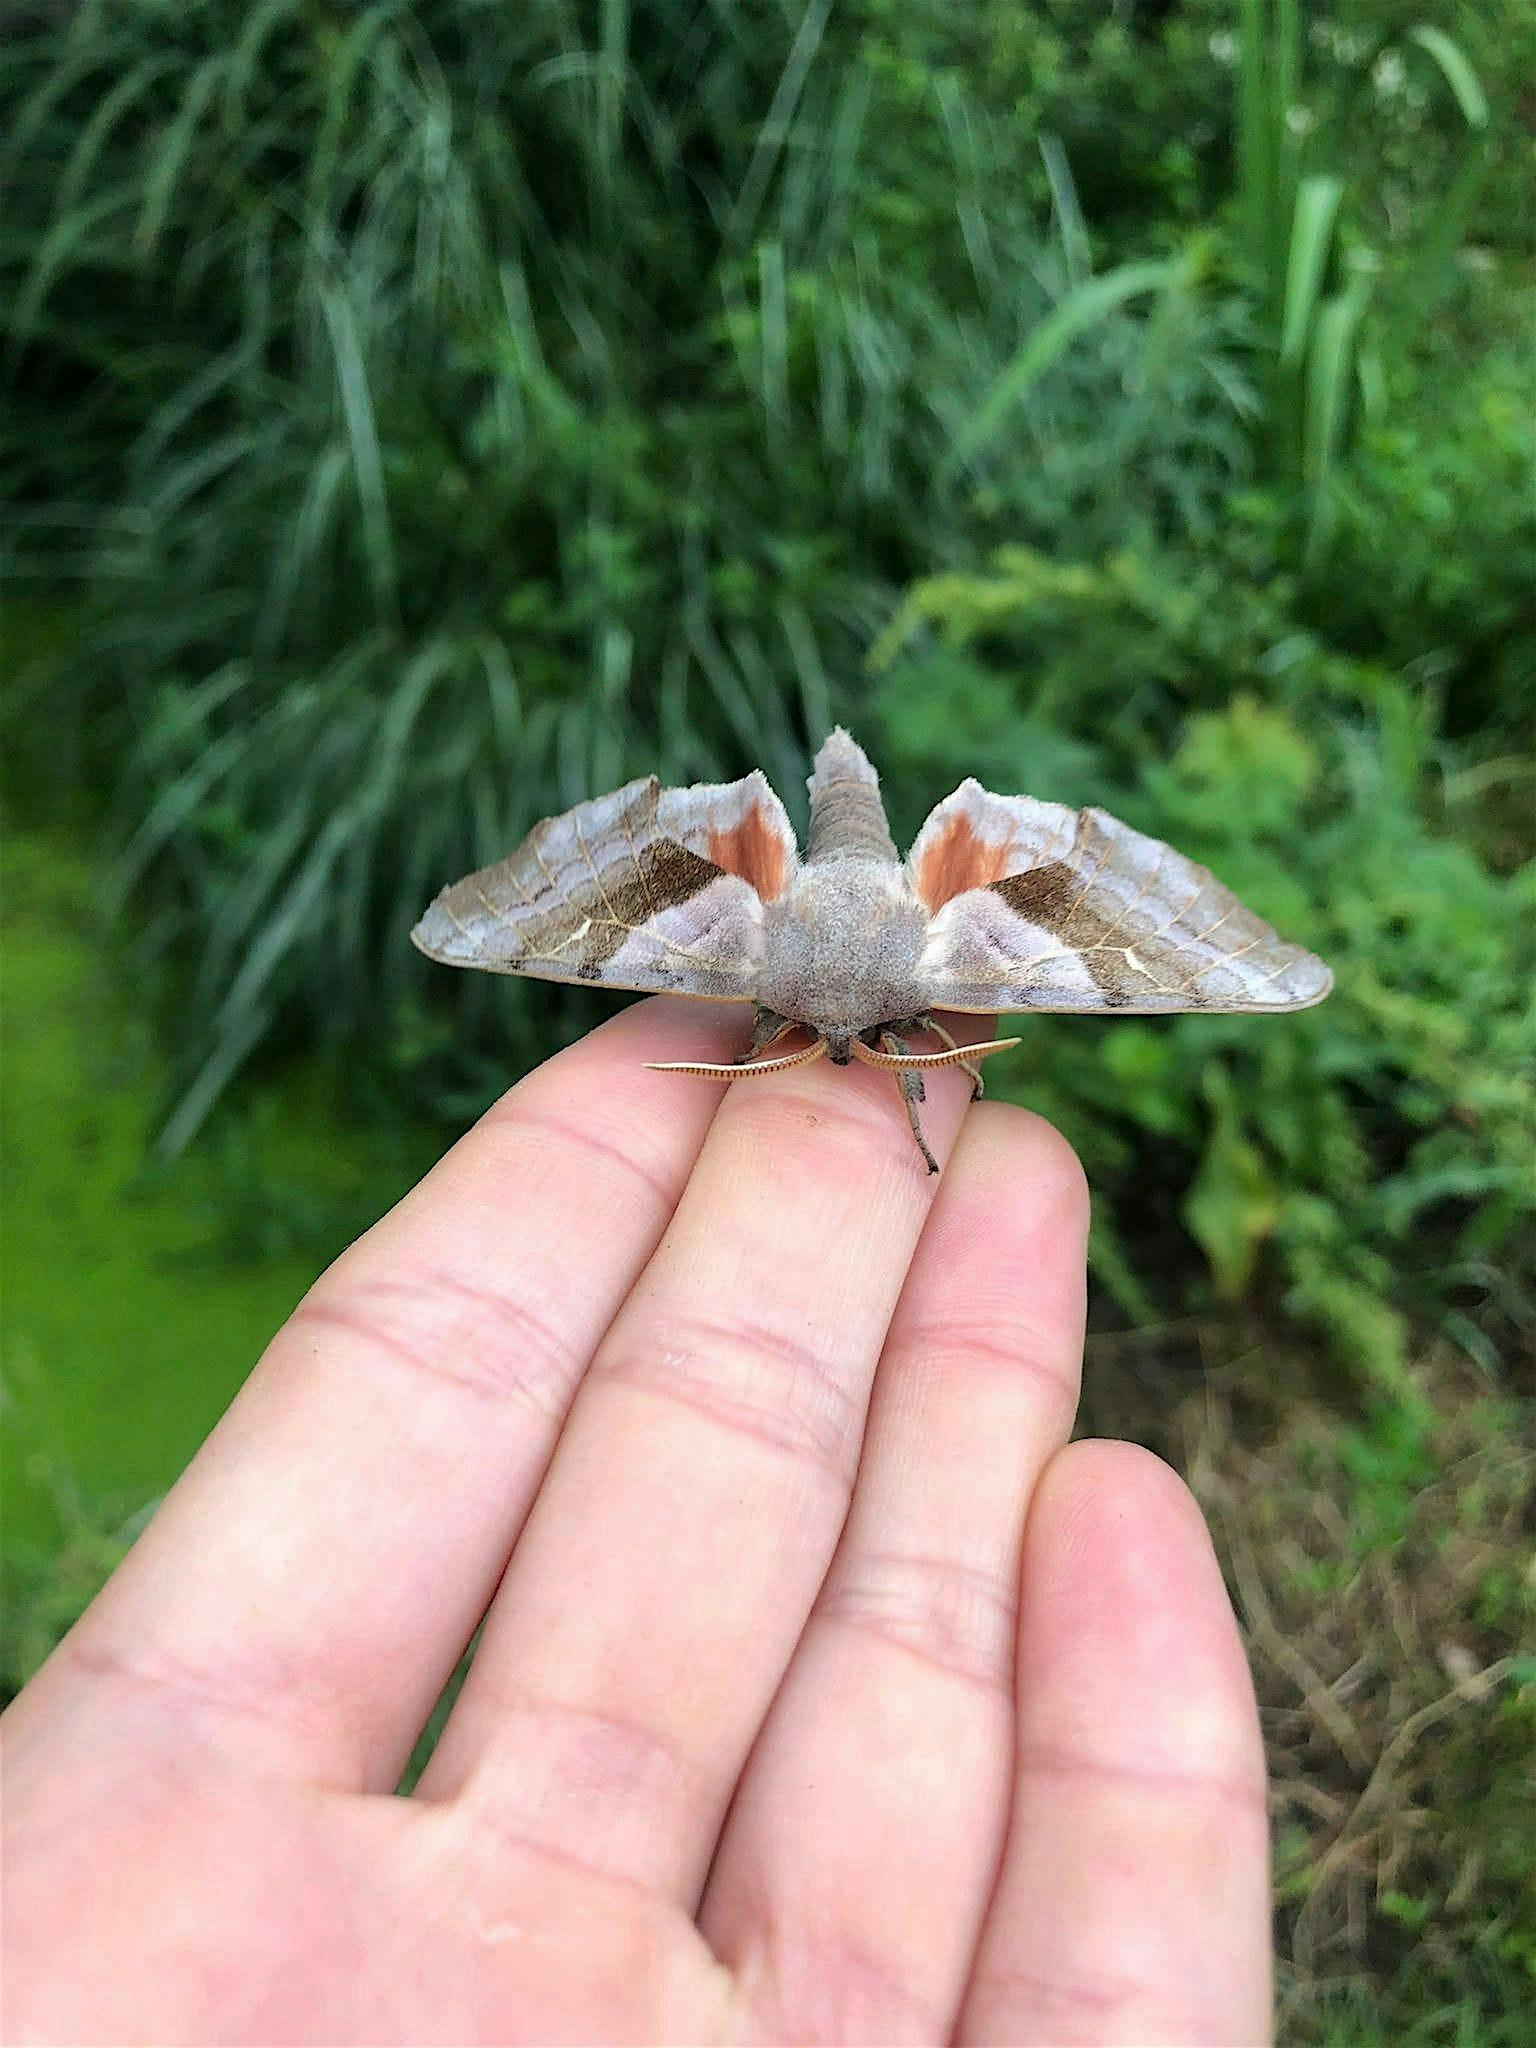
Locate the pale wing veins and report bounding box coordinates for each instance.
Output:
[515,804,755,979]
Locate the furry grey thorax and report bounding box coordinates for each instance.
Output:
[757,860,928,1060]
[756,738,926,1058]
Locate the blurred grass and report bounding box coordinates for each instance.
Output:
[1081,1339,1536,2045]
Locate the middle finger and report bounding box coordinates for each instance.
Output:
[418,1045,980,1900]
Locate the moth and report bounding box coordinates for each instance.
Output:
[412,729,1332,1172]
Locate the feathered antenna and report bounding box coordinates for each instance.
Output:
[849,1036,1018,1071]
[644,1040,828,1079]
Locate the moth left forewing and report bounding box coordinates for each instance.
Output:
[914,796,1332,1015]
[411,772,792,1001]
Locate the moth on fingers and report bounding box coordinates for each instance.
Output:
[411,729,1333,1173]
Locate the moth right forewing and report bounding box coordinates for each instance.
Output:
[411,777,768,1000]
[655,769,799,899]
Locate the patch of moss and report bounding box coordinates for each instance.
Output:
[1,826,437,1575]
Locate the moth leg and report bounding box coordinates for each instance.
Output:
[881,1031,940,1176]
[743,1006,795,1062]
[915,1014,986,1100]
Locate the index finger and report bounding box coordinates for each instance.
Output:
[5,1000,744,1793]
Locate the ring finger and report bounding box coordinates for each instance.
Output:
[699,1107,1088,2044]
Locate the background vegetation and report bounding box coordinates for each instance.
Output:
[3,2,1532,2039]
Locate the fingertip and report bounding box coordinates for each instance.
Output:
[1032,1437,1212,1566]
[922,1107,1090,1306]
[954,1102,1090,1227]
[969,1442,1271,2048]
[1022,1437,1264,1789]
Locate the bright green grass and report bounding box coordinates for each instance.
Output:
[1,825,436,1562]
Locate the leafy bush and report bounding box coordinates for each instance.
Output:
[1315,323,1536,747]
[871,529,1535,1383]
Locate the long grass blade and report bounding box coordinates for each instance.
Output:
[948,258,1185,469]
[1303,271,1372,561]
[136,56,225,257]
[315,273,399,620]
[1039,134,1089,287]
[1235,0,1274,289]
[727,0,833,244]
[1406,26,1490,130]
[1279,175,1342,370]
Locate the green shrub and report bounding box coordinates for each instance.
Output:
[1314,322,1536,748]
[872,531,1535,1383]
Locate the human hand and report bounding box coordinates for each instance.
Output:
[1,1001,1271,2045]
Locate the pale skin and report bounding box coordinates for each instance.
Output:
[1,1000,1272,2046]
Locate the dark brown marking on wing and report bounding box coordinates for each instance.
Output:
[992,811,1142,1004]
[542,839,721,978]
[994,861,1083,931]
[640,840,722,915]
[430,790,726,983]
[994,861,1130,1005]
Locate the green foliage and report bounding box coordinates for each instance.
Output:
[1230,0,1495,554]
[6,0,1531,1359]
[873,536,1535,1385]
[3,0,1529,1381]
[1317,324,1536,745]
[0,826,434,1566]
[0,1477,147,1699]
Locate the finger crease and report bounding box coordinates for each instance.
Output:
[455,1802,667,1904]
[970,1962,1237,2041]
[480,1103,679,1209]
[453,1695,710,1894]
[896,1320,1079,1408]
[289,1272,583,1418]
[1016,1740,1268,1816]
[593,1313,864,1487]
[737,1911,941,2048]
[818,1549,1018,1699]
[64,1637,359,1778]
